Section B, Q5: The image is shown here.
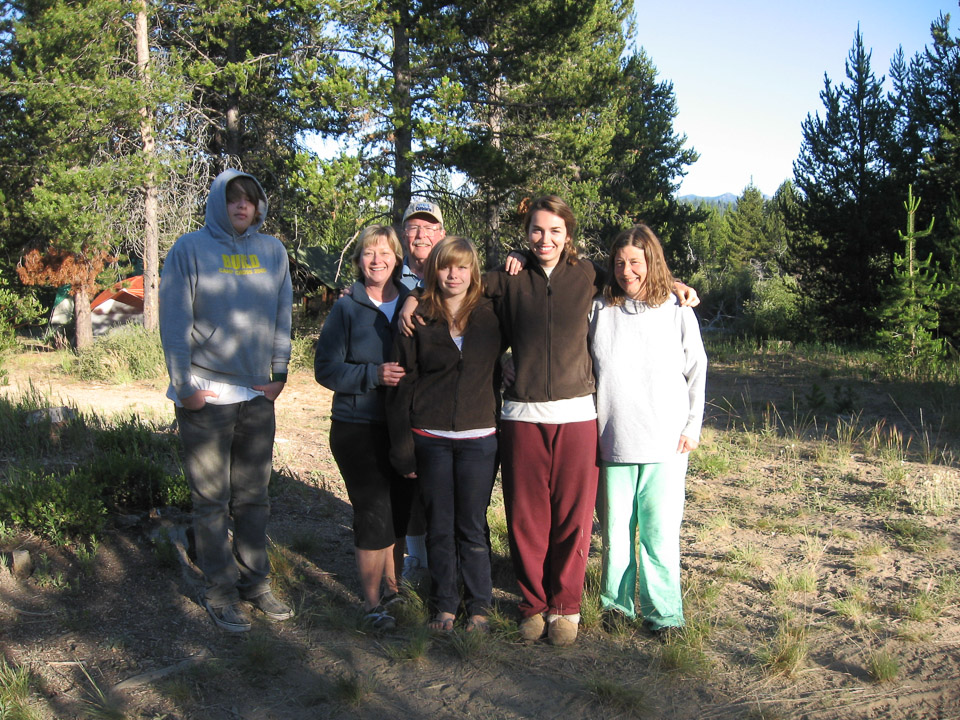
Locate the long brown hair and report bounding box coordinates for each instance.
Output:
[603,224,675,307]
[419,236,484,332]
[522,195,579,265]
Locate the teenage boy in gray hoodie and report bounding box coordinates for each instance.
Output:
[160,169,293,632]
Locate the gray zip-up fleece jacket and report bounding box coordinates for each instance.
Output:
[314,281,410,424]
[159,170,292,400]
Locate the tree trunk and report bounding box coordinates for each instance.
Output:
[391,3,412,224]
[74,286,93,350]
[225,31,241,158]
[483,74,504,269]
[137,1,159,331]
[484,199,502,270]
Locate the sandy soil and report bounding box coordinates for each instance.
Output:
[1,348,959,719]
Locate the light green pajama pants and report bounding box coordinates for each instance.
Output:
[599,457,688,629]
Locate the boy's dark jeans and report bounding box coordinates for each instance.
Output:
[176,396,275,607]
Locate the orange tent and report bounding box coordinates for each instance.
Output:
[91,275,144,313]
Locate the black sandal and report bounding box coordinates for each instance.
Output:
[427,613,455,633]
[361,604,396,631]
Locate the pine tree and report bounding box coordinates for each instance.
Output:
[160,0,332,238]
[763,180,802,273]
[598,49,701,253]
[724,183,767,268]
[311,0,643,260]
[309,0,467,224]
[3,0,160,347]
[876,186,949,366]
[445,0,631,261]
[791,29,901,334]
[890,12,960,339]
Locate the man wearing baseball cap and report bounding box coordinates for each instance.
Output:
[399,200,446,291]
[395,199,447,580]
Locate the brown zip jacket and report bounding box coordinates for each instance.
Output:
[483,251,603,404]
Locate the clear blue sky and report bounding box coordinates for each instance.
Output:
[633,1,958,198]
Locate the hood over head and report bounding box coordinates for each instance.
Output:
[205,169,269,240]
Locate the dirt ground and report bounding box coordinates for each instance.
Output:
[1,349,959,719]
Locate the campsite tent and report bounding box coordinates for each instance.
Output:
[50,276,145,336]
[90,276,144,335]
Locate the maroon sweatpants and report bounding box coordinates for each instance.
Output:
[500,419,600,618]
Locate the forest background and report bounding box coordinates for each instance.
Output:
[0,0,959,366]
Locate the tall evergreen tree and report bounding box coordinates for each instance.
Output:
[2,0,163,347]
[724,183,767,268]
[444,0,632,261]
[161,0,332,241]
[891,12,960,338]
[791,29,901,334]
[311,0,668,264]
[763,180,802,274]
[309,0,466,224]
[598,48,701,255]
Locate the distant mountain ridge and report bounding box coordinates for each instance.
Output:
[679,193,738,207]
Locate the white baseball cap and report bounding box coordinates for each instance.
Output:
[402,200,443,226]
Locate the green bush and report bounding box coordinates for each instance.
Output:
[0,390,91,459]
[0,390,187,543]
[92,414,179,458]
[289,333,318,372]
[71,325,165,383]
[0,453,189,544]
[87,452,185,511]
[161,473,192,508]
[741,275,804,340]
[0,283,44,356]
[0,466,107,544]
[688,267,754,332]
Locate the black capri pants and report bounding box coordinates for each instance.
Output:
[330,419,415,551]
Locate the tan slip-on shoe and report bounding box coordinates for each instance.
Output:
[518,613,546,641]
[547,617,578,646]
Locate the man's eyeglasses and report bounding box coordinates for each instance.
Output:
[404,224,440,236]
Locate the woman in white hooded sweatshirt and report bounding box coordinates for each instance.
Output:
[588,224,706,640]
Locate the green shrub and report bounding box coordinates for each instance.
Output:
[87,452,182,511]
[0,391,187,542]
[289,334,318,372]
[92,414,179,459]
[71,325,165,383]
[161,473,192,508]
[741,275,804,341]
[0,466,107,544]
[0,454,188,544]
[0,281,44,356]
[688,266,754,332]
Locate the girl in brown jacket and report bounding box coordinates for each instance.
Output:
[387,237,504,633]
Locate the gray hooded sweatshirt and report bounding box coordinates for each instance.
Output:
[159,169,292,401]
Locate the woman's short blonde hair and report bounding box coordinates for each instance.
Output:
[351,225,404,283]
